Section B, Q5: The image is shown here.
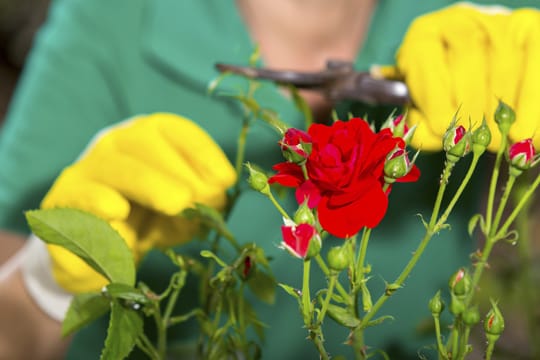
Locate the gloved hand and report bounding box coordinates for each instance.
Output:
[41,113,237,292]
[394,3,540,151]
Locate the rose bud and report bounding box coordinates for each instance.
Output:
[508,139,536,176]
[246,163,270,195]
[484,299,505,341]
[281,218,321,259]
[326,245,350,272]
[293,201,316,225]
[448,268,471,297]
[428,290,445,316]
[381,113,416,144]
[471,117,492,155]
[384,147,417,183]
[279,128,312,164]
[443,125,471,162]
[494,99,516,136]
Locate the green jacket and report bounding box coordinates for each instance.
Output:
[1,0,537,358]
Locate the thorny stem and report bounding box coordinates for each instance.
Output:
[361,160,455,327]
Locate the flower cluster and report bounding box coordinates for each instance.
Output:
[269,117,420,239]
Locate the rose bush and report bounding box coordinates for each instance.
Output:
[269,118,420,238]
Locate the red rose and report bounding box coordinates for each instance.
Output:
[269,118,420,238]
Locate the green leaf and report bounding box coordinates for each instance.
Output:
[104,283,150,305]
[326,304,361,328]
[247,270,276,304]
[100,301,143,360]
[62,292,110,337]
[25,208,135,285]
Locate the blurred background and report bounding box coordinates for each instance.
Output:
[0,0,51,119]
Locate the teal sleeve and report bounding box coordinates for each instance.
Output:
[0,0,134,233]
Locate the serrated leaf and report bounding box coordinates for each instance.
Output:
[326,304,361,328]
[62,292,110,337]
[26,208,135,285]
[247,270,276,304]
[100,301,143,360]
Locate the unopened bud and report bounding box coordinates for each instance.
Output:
[494,100,515,136]
[384,147,410,183]
[326,245,350,272]
[484,299,505,338]
[280,128,312,164]
[444,125,471,162]
[293,201,316,225]
[448,268,472,297]
[428,290,445,316]
[471,117,492,155]
[246,163,270,195]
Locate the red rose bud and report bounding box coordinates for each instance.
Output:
[472,117,492,155]
[494,99,516,136]
[246,163,270,195]
[509,139,536,174]
[448,268,471,297]
[443,125,471,162]
[484,299,505,338]
[428,290,445,316]
[280,128,312,164]
[281,218,320,259]
[326,245,350,272]
[384,147,417,183]
[381,113,416,144]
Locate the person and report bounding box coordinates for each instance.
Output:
[0,0,539,359]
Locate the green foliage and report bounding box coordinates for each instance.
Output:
[25,208,135,285]
[62,292,110,337]
[100,301,143,360]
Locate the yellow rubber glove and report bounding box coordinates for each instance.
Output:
[41,113,237,292]
[394,3,540,151]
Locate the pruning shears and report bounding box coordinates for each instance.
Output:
[215,60,410,106]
